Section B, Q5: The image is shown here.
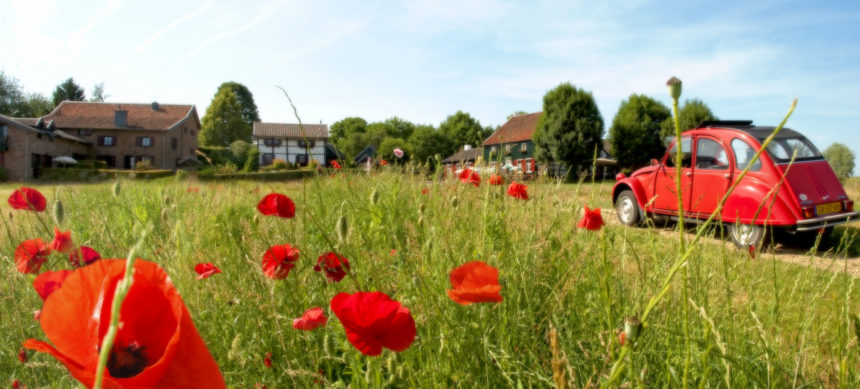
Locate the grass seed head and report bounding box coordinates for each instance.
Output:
[52,200,64,225]
[112,181,121,197]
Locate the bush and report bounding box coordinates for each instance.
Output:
[230,140,251,164]
[197,170,316,181]
[243,147,260,172]
[175,169,190,181]
[133,159,154,171]
[197,146,232,165]
[99,169,173,180]
[272,159,288,170]
[71,162,96,169]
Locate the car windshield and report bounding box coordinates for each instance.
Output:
[760,136,823,163]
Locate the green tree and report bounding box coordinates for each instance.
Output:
[507,110,528,120]
[0,71,25,115]
[52,77,85,106]
[532,82,604,173]
[823,142,855,182]
[230,140,252,164]
[199,89,251,147]
[378,137,411,162]
[216,82,260,127]
[659,98,717,141]
[408,124,451,163]
[382,116,415,139]
[330,117,367,144]
[439,111,486,156]
[365,122,389,148]
[609,94,671,170]
[17,93,54,117]
[243,146,261,172]
[337,132,370,161]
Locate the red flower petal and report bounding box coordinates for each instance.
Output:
[331,161,342,170]
[194,263,221,280]
[506,182,528,200]
[447,261,503,305]
[23,259,225,387]
[292,307,328,330]
[313,252,350,283]
[49,228,74,254]
[458,169,481,187]
[577,205,605,231]
[256,193,296,218]
[33,270,74,301]
[262,244,300,280]
[14,239,50,274]
[69,246,102,267]
[18,348,27,363]
[330,291,416,356]
[264,352,272,368]
[489,174,504,186]
[8,187,46,212]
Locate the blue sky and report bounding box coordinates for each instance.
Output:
[2,0,859,165]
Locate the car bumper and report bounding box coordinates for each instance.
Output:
[795,211,860,231]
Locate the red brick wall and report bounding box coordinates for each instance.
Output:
[3,125,88,181]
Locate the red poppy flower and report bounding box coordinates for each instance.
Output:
[186,187,199,194]
[11,379,21,389]
[421,188,429,195]
[262,244,300,280]
[292,307,328,330]
[748,244,756,259]
[447,261,503,305]
[263,352,272,368]
[194,263,221,280]
[314,252,350,282]
[18,348,27,363]
[256,193,296,218]
[8,187,46,212]
[577,205,605,231]
[69,246,102,268]
[331,160,342,170]
[23,259,225,388]
[49,227,75,254]
[14,239,50,274]
[330,291,416,356]
[506,182,528,200]
[489,174,504,186]
[380,159,389,166]
[33,269,74,301]
[458,169,481,187]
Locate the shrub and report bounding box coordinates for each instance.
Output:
[175,169,190,181]
[243,147,260,172]
[133,159,154,171]
[272,159,288,170]
[230,140,251,164]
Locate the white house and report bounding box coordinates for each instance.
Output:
[252,122,329,166]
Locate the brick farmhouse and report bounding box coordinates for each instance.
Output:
[0,101,200,181]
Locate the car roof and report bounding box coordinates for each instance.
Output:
[691,120,804,141]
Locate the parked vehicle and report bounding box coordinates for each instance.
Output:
[612,120,859,248]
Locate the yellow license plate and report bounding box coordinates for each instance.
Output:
[816,202,841,215]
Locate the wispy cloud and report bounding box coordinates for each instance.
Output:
[185,0,287,59]
[50,0,124,69]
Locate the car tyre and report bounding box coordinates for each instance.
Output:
[727,223,766,249]
[615,190,641,226]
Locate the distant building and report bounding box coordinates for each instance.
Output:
[1,101,200,180]
[252,122,328,167]
[482,112,541,173]
[442,145,481,168]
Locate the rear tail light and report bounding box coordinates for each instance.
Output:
[844,200,854,212]
[801,206,816,219]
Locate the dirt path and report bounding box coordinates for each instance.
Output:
[603,208,860,277]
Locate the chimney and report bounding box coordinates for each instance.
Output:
[151,101,159,111]
[463,145,472,151]
[115,110,128,127]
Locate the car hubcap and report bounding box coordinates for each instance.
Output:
[618,197,635,223]
[733,225,755,246]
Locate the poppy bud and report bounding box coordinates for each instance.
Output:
[336,215,349,243]
[163,195,171,205]
[623,315,642,345]
[323,334,332,356]
[112,181,121,197]
[418,203,426,214]
[451,196,459,209]
[161,208,169,221]
[228,333,242,361]
[52,200,64,225]
[417,216,425,228]
[370,187,380,206]
[253,214,260,225]
[666,76,682,100]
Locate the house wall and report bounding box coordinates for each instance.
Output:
[1,124,89,181]
[484,140,534,163]
[71,122,199,170]
[256,138,327,166]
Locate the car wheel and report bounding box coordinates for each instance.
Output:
[727,223,765,248]
[615,190,640,226]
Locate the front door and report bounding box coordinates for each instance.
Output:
[689,136,732,216]
[653,136,692,212]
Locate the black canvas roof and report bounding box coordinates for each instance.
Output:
[696,120,804,140]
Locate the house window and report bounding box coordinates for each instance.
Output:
[96,155,116,168]
[505,144,512,155]
[295,154,309,166]
[520,143,528,153]
[297,140,316,148]
[262,153,275,166]
[98,136,116,146]
[137,136,154,147]
[264,138,282,147]
[171,137,177,150]
[78,129,92,136]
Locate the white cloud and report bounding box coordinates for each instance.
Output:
[185,0,288,58]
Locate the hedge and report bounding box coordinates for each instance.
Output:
[38,168,174,182]
[197,170,318,181]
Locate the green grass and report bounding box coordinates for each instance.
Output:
[1,172,859,387]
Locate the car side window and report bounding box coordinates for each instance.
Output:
[731,138,761,171]
[665,137,692,168]
[695,138,728,170]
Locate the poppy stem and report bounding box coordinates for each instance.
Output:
[93,224,151,389]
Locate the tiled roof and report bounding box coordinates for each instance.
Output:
[0,115,89,144]
[442,147,481,163]
[253,122,329,139]
[40,101,196,131]
[483,112,542,146]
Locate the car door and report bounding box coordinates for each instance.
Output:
[689,136,732,216]
[653,136,692,212]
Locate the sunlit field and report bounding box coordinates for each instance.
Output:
[2,172,859,387]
